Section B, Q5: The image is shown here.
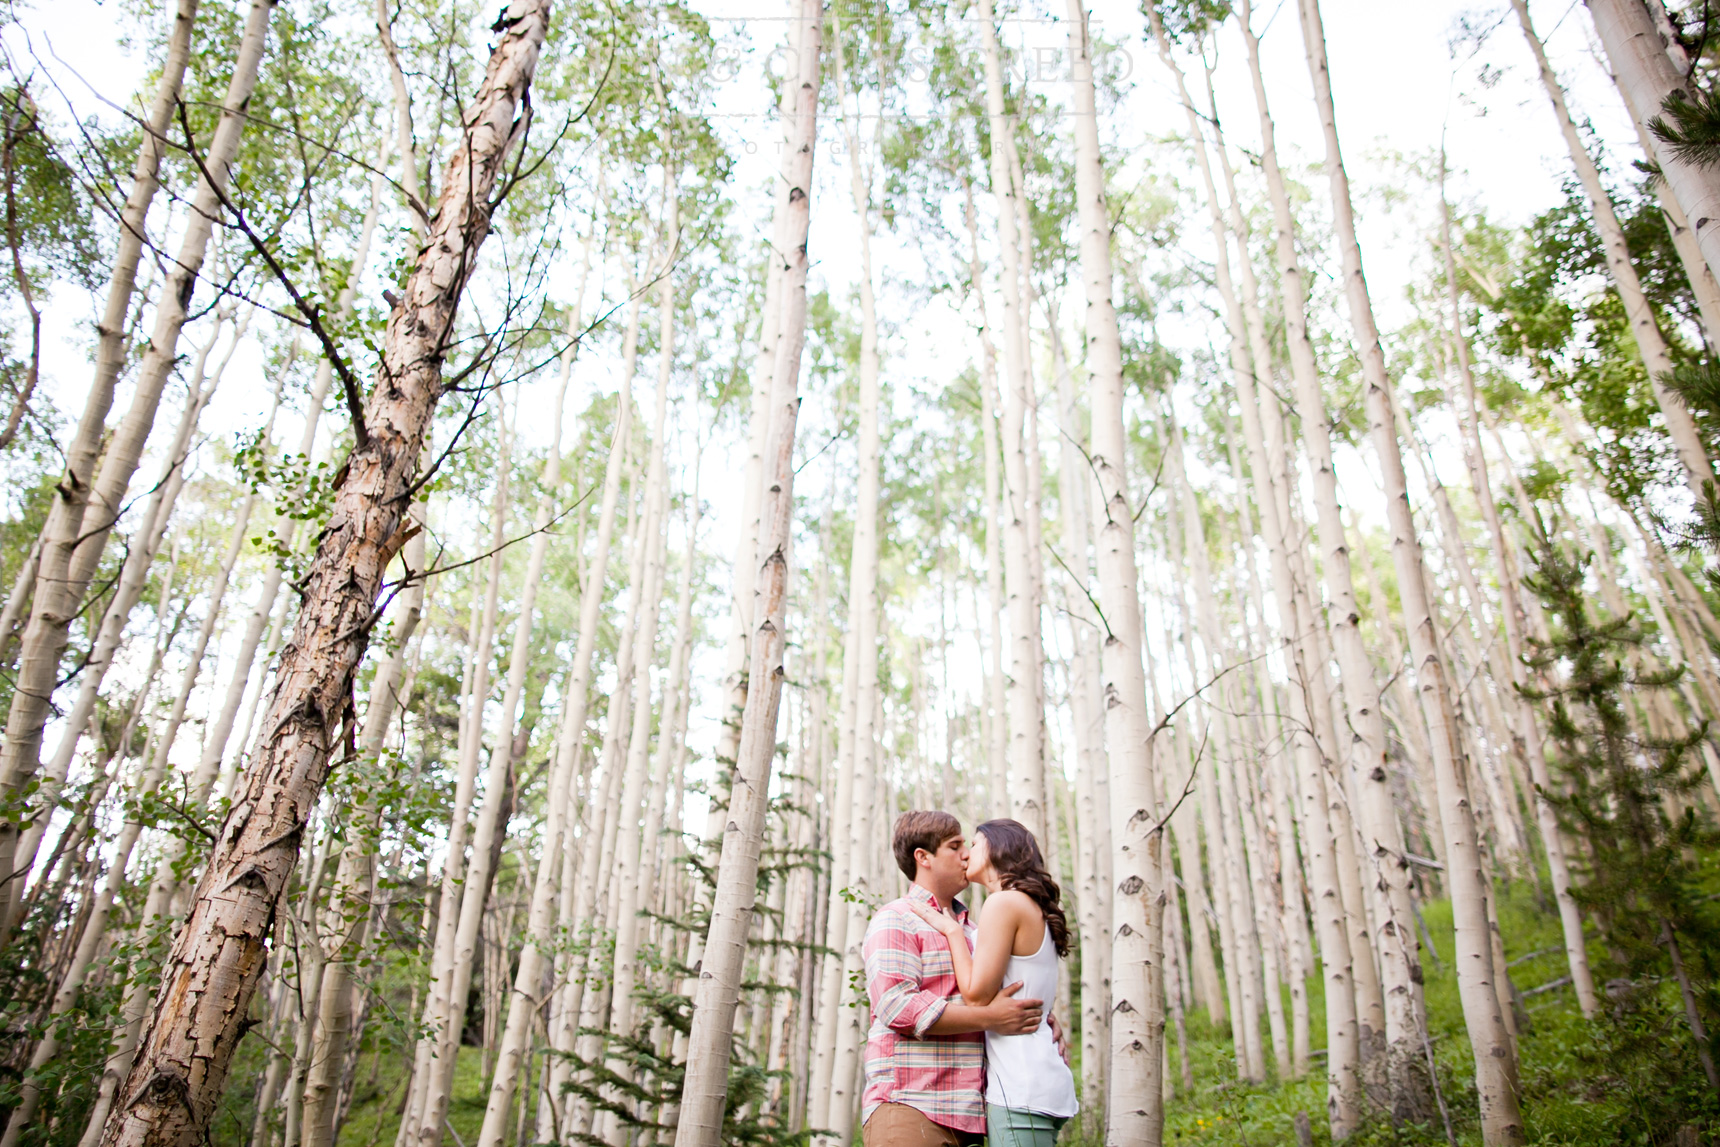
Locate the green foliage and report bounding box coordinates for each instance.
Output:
[1519,527,1720,1137]
[1467,184,1705,504]
[1651,85,1720,170]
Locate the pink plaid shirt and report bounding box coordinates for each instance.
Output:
[861,883,985,1134]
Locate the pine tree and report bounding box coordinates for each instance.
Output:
[1522,522,1720,1106]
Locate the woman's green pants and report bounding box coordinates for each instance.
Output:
[986,1105,1066,1147]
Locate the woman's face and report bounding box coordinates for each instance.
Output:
[966,831,991,881]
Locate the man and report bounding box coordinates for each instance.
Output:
[860,811,1058,1147]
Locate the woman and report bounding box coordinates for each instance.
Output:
[908,818,1077,1146]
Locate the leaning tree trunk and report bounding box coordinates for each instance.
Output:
[1513,0,1712,498]
[0,0,266,945]
[95,10,552,1147]
[0,312,237,934]
[1169,7,1424,1110]
[675,3,818,1140]
[1065,3,1165,1140]
[1588,0,1720,300]
[1297,2,1524,1142]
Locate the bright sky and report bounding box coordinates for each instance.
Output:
[4,0,1649,813]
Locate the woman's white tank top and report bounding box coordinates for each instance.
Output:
[984,922,1079,1118]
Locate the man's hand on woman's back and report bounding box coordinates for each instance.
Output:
[980,981,1043,1035]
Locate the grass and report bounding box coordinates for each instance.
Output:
[322,884,1709,1147]
[336,1044,493,1147]
[1119,881,1701,1147]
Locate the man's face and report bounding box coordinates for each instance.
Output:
[916,833,971,903]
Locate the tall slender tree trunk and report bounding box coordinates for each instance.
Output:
[0,0,270,943]
[1166,410,1262,1083]
[1439,189,1599,1017]
[962,180,1010,817]
[1512,0,1712,497]
[473,363,578,1147]
[403,415,513,1147]
[676,4,818,1140]
[812,21,883,1139]
[593,196,679,1126]
[94,11,552,1146]
[1048,301,1111,1113]
[1297,2,1524,1141]
[0,312,240,929]
[1188,13,1423,1106]
[1588,0,1720,297]
[1065,3,1165,1140]
[975,0,1046,841]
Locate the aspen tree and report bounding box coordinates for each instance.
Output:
[567,430,654,1140]
[1048,304,1112,1109]
[810,14,883,1138]
[1587,0,1720,292]
[965,179,1011,814]
[301,524,428,1147]
[1224,423,1314,1076]
[0,0,274,939]
[403,412,514,1147]
[1165,408,1263,1082]
[544,298,643,1126]
[1181,7,1365,1125]
[1197,34,1426,1102]
[75,328,344,1147]
[1510,0,1713,498]
[472,329,586,1147]
[1064,0,1165,1138]
[1191,38,1319,1066]
[0,0,197,664]
[593,184,679,1124]
[708,6,804,814]
[1435,171,1600,1019]
[1296,1,1523,1140]
[975,0,1047,840]
[676,0,819,1137]
[0,403,275,1147]
[95,8,553,1144]
[0,311,238,926]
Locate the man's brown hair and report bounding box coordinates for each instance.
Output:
[893,810,962,880]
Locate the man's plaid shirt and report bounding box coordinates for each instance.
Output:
[860,882,985,1134]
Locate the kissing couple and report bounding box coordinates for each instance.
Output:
[859,810,1078,1147]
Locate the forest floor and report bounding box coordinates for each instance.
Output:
[327,883,1674,1147]
[1143,883,1679,1147]
[335,1043,492,1147]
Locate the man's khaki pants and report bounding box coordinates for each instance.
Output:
[861,1103,982,1147]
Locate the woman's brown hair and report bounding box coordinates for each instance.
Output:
[975,818,1070,957]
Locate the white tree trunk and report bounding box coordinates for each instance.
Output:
[975,0,1046,841]
[1297,2,1525,1140]
[811,21,883,1139]
[1588,0,1720,319]
[1048,300,1111,1113]
[0,0,270,941]
[675,3,819,1139]
[1066,3,1165,1139]
[1515,0,1712,497]
[593,198,679,1123]
[95,10,552,1143]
